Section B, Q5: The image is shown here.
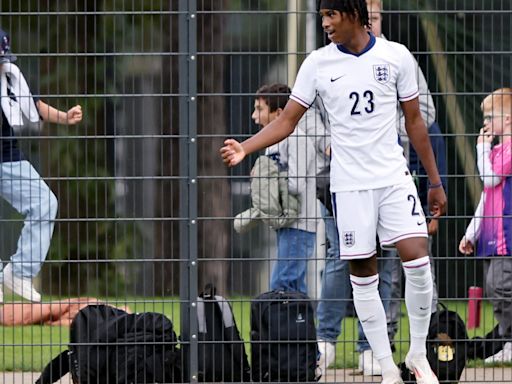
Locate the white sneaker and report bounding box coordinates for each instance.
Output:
[3,263,41,302]
[359,349,382,376]
[317,340,336,370]
[381,366,404,384]
[484,342,512,364]
[405,354,439,384]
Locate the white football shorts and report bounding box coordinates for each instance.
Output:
[332,179,428,260]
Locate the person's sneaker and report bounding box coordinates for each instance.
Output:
[381,366,404,384]
[381,377,404,384]
[2,263,41,302]
[317,340,336,370]
[359,349,382,376]
[405,353,439,384]
[484,342,512,364]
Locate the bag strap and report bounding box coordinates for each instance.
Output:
[35,350,70,384]
[430,301,449,325]
[214,295,235,328]
[197,297,207,333]
[436,302,448,312]
[196,295,236,333]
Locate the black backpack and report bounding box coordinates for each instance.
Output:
[401,303,468,384]
[182,284,251,382]
[36,304,183,384]
[250,290,319,382]
[467,323,506,360]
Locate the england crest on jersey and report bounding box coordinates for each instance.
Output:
[342,231,355,248]
[373,64,390,84]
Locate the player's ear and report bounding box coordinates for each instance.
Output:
[276,108,284,116]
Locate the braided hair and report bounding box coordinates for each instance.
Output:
[318,0,370,29]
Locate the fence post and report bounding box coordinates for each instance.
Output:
[179,0,198,382]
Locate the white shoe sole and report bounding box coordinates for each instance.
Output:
[3,264,41,302]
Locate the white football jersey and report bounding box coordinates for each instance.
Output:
[291,34,419,192]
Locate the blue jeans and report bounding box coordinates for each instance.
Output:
[0,161,58,278]
[316,203,394,351]
[270,227,316,295]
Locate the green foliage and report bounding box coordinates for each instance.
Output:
[1,0,148,294]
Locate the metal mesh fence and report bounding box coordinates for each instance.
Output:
[0,0,511,383]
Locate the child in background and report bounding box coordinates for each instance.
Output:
[459,88,512,363]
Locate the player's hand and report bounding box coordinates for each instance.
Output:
[66,105,83,125]
[477,127,493,144]
[459,236,474,254]
[427,186,447,219]
[220,139,246,167]
[427,218,439,235]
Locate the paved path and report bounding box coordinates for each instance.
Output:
[321,367,512,383]
[3,368,512,383]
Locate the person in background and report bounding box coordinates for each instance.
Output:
[367,0,446,360]
[0,298,131,326]
[251,83,319,295]
[0,27,83,303]
[459,88,512,364]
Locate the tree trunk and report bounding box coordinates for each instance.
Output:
[157,0,230,295]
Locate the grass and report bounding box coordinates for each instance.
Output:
[0,298,503,372]
[330,301,503,369]
[0,298,183,372]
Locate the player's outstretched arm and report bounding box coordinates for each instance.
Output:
[36,100,83,125]
[220,139,246,167]
[401,97,447,217]
[220,99,307,167]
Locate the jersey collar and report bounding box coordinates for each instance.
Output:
[336,32,376,57]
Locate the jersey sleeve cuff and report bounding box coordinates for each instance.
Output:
[398,90,419,102]
[290,94,313,108]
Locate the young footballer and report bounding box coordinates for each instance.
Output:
[221,1,446,383]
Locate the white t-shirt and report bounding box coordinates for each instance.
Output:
[291,34,419,192]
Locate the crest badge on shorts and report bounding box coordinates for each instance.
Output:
[373,64,390,84]
[343,231,355,248]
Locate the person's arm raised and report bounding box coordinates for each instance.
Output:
[220,99,307,167]
[36,100,83,125]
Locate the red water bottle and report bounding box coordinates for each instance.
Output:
[467,286,483,329]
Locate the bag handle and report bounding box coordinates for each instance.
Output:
[35,350,70,384]
[201,283,216,299]
[429,302,448,327]
[196,284,235,331]
[436,302,448,312]
[196,297,207,333]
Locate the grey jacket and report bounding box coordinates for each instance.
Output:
[265,110,319,233]
[234,155,300,233]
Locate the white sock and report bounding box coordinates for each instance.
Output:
[350,274,396,375]
[403,256,433,357]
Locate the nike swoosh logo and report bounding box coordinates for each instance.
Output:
[417,221,425,226]
[330,75,345,82]
[361,315,374,323]
[419,306,429,310]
